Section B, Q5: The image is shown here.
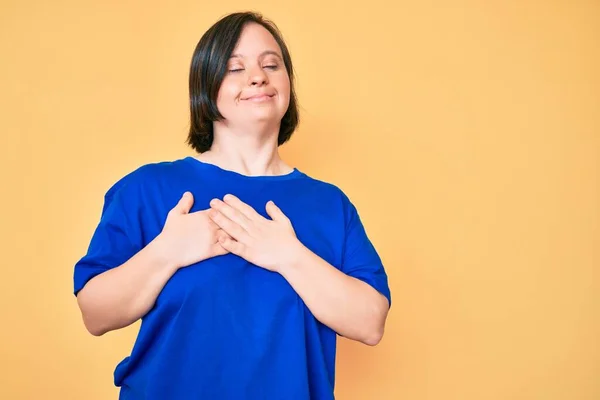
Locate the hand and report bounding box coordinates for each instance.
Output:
[157,192,230,269]
[208,194,303,273]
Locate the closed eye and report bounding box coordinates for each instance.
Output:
[228,65,279,73]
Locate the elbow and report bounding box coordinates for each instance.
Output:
[83,318,108,337]
[362,327,384,346]
[361,295,389,346]
[86,326,105,337]
[79,308,108,337]
[76,292,108,337]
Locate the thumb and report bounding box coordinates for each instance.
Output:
[175,191,194,214]
[266,200,288,222]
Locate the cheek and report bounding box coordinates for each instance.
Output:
[216,81,240,106]
[216,86,241,119]
[276,75,291,103]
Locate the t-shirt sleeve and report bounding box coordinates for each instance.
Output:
[341,197,392,308]
[73,178,144,296]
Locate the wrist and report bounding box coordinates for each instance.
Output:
[278,239,309,275]
[148,234,180,273]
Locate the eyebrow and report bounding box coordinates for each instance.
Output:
[229,50,283,60]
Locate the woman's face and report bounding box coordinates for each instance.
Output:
[216,23,291,129]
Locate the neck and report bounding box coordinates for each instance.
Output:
[197,121,292,177]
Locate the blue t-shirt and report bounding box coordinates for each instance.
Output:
[73,156,391,400]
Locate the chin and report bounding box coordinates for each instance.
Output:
[248,109,284,122]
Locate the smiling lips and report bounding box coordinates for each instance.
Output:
[243,93,275,102]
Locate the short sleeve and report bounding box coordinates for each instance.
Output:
[341,198,391,308]
[73,179,144,296]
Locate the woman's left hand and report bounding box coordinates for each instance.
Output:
[208,194,303,273]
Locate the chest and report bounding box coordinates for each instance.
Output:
[142,181,346,318]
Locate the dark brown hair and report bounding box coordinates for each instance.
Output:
[186,12,299,153]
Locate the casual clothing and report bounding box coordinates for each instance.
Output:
[73,157,391,400]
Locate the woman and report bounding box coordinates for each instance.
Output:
[74,11,391,400]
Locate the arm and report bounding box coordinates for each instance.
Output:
[75,191,228,336]
[76,236,177,336]
[208,194,391,346]
[279,243,389,346]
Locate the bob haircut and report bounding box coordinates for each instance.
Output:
[186,11,299,153]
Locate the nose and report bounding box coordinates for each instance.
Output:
[248,66,268,86]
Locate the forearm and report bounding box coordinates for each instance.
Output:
[76,235,177,336]
[279,243,389,346]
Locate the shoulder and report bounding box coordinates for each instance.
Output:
[294,172,356,214]
[102,157,190,202]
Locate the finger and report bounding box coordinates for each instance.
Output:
[218,235,246,258]
[266,200,289,223]
[173,192,194,214]
[209,230,231,257]
[210,198,251,231]
[216,228,231,241]
[223,194,259,220]
[209,209,248,241]
[210,242,229,257]
[199,210,219,228]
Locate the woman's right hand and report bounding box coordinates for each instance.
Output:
[157,191,230,270]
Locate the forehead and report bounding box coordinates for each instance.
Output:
[232,23,282,57]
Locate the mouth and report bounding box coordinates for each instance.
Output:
[242,93,275,101]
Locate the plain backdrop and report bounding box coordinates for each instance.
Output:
[1,1,598,399]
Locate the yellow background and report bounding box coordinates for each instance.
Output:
[1,1,598,399]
